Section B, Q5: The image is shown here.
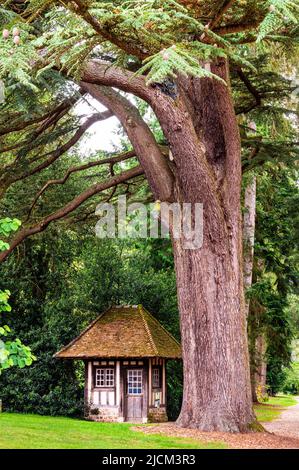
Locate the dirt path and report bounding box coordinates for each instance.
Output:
[134,422,299,449]
[263,396,299,439]
[134,400,299,449]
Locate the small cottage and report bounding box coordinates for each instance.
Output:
[55,305,181,423]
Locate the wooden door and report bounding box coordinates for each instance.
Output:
[125,369,144,421]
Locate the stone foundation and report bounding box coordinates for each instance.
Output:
[148,406,168,423]
[85,404,168,423]
[86,406,124,422]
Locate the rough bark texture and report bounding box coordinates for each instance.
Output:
[172,233,254,431]
[80,83,174,201]
[150,61,255,431]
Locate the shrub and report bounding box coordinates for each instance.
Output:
[282,363,299,395]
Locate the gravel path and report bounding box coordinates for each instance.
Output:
[263,396,299,439]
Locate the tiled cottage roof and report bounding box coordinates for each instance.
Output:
[55,305,181,359]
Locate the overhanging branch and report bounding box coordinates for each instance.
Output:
[0,165,143,263]
[81,82,174,201]
[26,149,136,220]
[82,59,161,105]
[70,0,147,60]
[4,111,113,188]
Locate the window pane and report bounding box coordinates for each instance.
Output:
[128,369,143,394]
[153,368,160,388]
[95,368,114,387]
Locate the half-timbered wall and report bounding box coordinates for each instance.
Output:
[149,358,165,407]
[148,358,168,423]
[85,357,168,423]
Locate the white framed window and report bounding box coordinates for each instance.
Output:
[153,368,160,388]
[95,368,115,387]
[127,369,143,395]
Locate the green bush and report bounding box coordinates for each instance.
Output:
[166,360,183,421]
[282,363,299,395]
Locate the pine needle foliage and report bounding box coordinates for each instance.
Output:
[135,44,227,85]
[257,0,299,43]
[0,1,297,89]
[0,0,297,175]
[0,13,39,90]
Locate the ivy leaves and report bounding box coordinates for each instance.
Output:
[0,338,34,370]
[0,217,21,237]
[0,290,11,313]
[0,217,36,374]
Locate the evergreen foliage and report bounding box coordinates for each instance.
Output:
[246,165,299,394]
[0,1,298,88]
[257,0,299,43]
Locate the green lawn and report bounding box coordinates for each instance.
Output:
[253,395,297,422]
[0,413,226,449]
[267,395,297,407]
[1,396,297,448]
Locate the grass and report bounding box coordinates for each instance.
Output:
[0,412,227,449]
[267,395,297,407]
[1,395,297,448]
[253,394,297,422]
[254,404,281,422]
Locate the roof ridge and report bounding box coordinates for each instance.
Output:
[141,305,181,348]
[53,306,111,358]
[138,304,158,356]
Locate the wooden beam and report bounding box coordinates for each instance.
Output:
[116,360,121,407]
[148,358,152,407]
[87,361,92,404]
[162,359,166,405]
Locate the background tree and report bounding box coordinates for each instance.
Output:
[248,165,299,396]
[0,228,182,418]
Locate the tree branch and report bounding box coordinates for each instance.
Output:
[210,1,237,30]
[236,67,262,114]
[70,0,147,60]
[215,22,260,35]
[6,111,113,185]
[81,82,174,201]
[82,59,161,105]
[0,165,143,263]
[0,93,82,137]
[26,149,136,220]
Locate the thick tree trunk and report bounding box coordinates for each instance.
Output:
[173,230,254,431]
[152,61,255,431]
